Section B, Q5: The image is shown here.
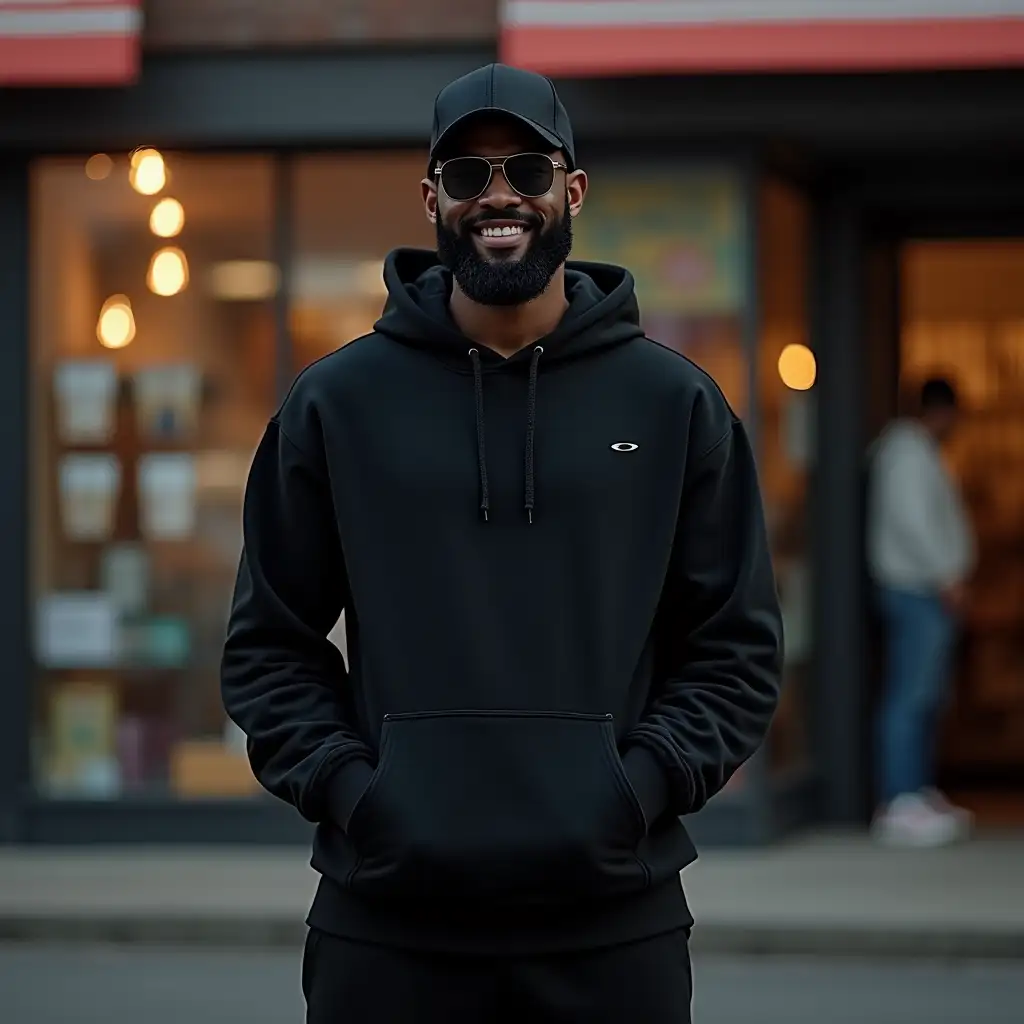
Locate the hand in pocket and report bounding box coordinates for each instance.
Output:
[346,711,650,903]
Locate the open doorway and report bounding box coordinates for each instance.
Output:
[888,240,1024,826]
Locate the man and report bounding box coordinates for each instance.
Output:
[222,64,782,1023]
[867,377,976,847]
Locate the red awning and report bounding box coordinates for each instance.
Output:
[500,1,1024,77]
[0,1,141,86]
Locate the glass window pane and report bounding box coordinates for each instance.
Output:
[758,179,814,779]
[288,151,433,669]
[572,167,750,418]
[291,152,434,373]
[30,152,276,800]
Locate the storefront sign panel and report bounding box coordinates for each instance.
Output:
[501,0,1024,76]
[0,1,141,86]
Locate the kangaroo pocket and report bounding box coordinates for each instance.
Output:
[345,710,650,904]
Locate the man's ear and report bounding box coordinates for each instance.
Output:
[567,169,588,218]
[422,178,438,224]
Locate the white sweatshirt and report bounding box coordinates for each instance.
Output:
[866,420,976,593]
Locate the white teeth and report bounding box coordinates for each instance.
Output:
[480,225,525,237]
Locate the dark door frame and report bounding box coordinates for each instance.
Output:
[810,164,1024,827]
[0,157,32,844]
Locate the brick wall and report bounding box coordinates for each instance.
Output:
[143,0,498,49]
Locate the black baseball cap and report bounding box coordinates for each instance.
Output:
[429,63,576,172]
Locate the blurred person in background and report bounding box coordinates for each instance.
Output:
[223,64,782,1023]
[867,377,976,847]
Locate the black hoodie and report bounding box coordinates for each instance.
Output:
[222,248,783,955]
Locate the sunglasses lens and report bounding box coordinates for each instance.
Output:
[440,158,491,202]
[504,154,555,197]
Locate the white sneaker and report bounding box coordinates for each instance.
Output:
[871,792,962,847]
[920,787,974,835]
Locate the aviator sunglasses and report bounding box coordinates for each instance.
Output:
[435,152,568,203]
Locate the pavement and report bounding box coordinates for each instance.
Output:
[4,945,1024,1024]
[1,831,1022,959]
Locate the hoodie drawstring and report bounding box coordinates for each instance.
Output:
[468,348,490,521]
[524,345,543,523]
[467,345,544,524]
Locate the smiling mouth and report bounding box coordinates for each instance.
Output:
[479,225,526,238]
[472,221,533,251]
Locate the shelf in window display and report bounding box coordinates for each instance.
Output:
[52,362,207,448]
[55,450,215,545]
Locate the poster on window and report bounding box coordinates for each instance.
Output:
[572,170,747,316]
[36,591,119,668]
[45,679,121,799]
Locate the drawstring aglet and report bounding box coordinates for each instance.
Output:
[528,509,533,524]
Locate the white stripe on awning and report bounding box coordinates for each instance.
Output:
[0,1,124,7]
[0,7,139,36]
[504,0,1024,28]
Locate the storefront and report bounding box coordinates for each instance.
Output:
[2,14,1024,844]
[503,3,1024,830]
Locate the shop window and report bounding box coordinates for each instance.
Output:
[757,180,814,780]
[288,151,433,656]
[290,152,434,373]
[30,153,276,800]
[572,167,750,418]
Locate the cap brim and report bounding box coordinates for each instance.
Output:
[429,108,569,171]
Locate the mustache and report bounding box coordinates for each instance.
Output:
[461,209,543,232]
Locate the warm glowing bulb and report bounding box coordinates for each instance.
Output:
[148,247,189,296]
[130,147,160,169]
[778,343,817,391]
[150,198,185,238]
[130,149,166,195]
[85,154,113,181]
[97,295,136,349]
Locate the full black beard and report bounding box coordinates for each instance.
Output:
[436,201,573,307]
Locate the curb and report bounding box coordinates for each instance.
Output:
[690,924,1024,961]
[2,916,1023,960]
[0,916,306,948]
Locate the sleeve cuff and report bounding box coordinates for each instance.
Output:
[325,758,375,831]
[623,745,670,829]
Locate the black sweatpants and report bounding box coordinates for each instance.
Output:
[303,927,692,1023]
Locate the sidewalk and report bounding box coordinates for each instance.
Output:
[1,832,1021,958]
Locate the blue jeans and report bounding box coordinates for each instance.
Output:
[876,587,956,803]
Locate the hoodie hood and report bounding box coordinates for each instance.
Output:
[372,248,647,523]
[374,247,646,370]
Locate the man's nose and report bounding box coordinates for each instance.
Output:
[478,166,522,209]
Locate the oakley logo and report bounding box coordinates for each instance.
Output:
[611,443,639,452]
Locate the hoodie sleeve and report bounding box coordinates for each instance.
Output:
[221,417,375,828]
[623,405,783,824]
